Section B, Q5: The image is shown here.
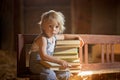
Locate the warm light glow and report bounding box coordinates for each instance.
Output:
[69,71,93,80]
[78,71,93,76]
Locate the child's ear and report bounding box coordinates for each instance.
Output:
[39,26,43,33]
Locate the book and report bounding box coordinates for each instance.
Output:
[40,61,60,68]
[61,58,80,62]
[56,45,80,48]
[53,53,78,56]
[40,60,81,73]
[40,61,80,68]
[56,40,80,48]
[53,54,78,59]
[59,65,81,70]
[60,65,81,73]
[54,47,78,54]
[49,66,81,73]
[56,40,80,45]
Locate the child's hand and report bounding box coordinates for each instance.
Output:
[78,37,84,47]
[59,60,70,68]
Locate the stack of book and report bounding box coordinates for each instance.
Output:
[40,40,81,73]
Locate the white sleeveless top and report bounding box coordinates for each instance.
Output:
[29,36,56,60]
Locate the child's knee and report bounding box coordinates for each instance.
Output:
[56,71,70,80]
[40,70,57,80]
[48,71,57,80]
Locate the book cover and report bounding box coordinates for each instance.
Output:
[56,40,80,45]
[40,61,80,68]
[56,45,80,48]
[54,47,78,54]
[40,61,60,68]
[53,54,78,59]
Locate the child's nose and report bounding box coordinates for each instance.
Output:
[53,27,56,30]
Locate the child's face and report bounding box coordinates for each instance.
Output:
[43,19,60,37]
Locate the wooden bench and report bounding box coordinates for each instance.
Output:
[79,34,120,75]
[17,34,120,79]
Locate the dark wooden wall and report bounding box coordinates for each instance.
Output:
[21,0,71,34]
[71,0,120,34]
[71,0,92,34]
[0,0,14,51]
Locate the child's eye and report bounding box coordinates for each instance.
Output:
[49,25,52,28]
[56,26,59,28]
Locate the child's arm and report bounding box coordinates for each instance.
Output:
[35,36,69,68]
[56,34,84,47]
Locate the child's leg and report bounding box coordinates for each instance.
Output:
[39,69,58,80]
[55,71,71,80]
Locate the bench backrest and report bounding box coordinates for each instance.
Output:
[79,34,120,73]
[79,34,120,63]
[17,34,37,77]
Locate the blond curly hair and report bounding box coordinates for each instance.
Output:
[38,10,65,33]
